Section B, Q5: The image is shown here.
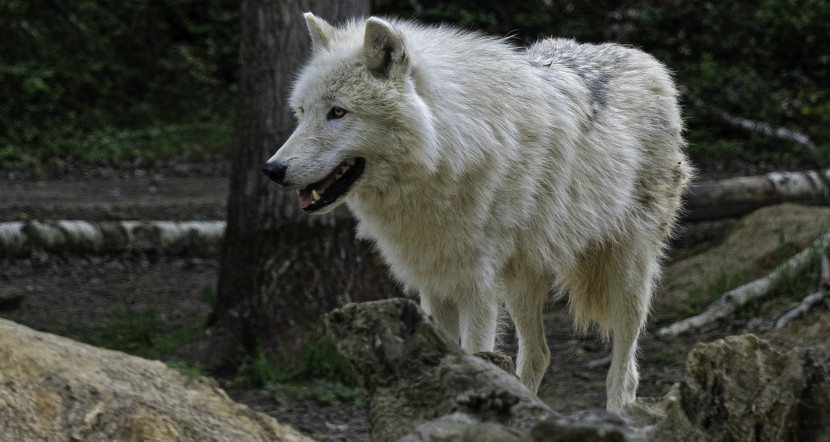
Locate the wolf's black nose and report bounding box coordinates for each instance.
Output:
[262,161,288,185]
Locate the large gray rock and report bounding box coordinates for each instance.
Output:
[325,299,555,441]
[0,318,311,442]
[638,334,830,442]
[326,299,644,441]
[326,299,830,442]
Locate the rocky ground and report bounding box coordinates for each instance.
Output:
[1,161,828,440]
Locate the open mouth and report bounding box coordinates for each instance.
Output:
[298,158,365,212]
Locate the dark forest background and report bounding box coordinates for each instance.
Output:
[3,0,829,172]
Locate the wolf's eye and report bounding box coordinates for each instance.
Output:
[327,107,347,120]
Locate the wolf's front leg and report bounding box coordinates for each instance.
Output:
[420,293,460,343]
[458,294,499,353]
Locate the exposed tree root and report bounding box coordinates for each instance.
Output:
[775,253,830,329]
[658,230,830,338]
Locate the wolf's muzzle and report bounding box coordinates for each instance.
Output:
[262,161,289,185]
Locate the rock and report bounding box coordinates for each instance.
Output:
[325,298,554,441]
[402,409,643,442]
[0,319,312,442]
[637,334,830,441]
[327,300,829,441]
[525,410,644,442]
[401,412,525,442]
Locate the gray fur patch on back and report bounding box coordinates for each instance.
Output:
[525,39,622,123]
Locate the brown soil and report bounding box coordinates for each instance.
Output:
[1,164,828,440]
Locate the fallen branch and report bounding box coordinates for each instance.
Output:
[685,93,817,154]
[658,230,830,338]
[775,253,830,328]
[775,291,828,329]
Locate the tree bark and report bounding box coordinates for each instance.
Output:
[211,0,399,366]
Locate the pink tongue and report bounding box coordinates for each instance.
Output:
[298,191,313,209]
[297,168,341,209]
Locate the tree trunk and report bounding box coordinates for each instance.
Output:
[211,0,399,366]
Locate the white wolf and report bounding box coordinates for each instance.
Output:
[263,12,691,411]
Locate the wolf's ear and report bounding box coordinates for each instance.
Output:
[304,12,334,50]
[363,17,408,80]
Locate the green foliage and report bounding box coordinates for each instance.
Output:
[234,336,361,405]
[4,1,828,170]
[292,335,359,386]
[267,380,363,406]
[771,236,823,300]
[626,0,830,169]
[235,336,358,388]
[758,224,827,316]
[649,350,686,367]
[235,346,286,388]
[682,269,741,316]
[166,360,206,379]
[86,309,204,359]
[375,0,830,170]
[201,287,219,310]
[1,0,238,167]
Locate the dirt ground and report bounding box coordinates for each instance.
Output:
[1,164,828,440]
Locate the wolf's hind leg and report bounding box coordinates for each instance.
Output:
[420,293,460,343]
[605,246,658,412]
[504,273,550,393]
[568,237,657,411]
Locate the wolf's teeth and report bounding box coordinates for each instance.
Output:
[334,164,349,181]
[312,190,321,202]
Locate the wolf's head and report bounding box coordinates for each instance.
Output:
[262,13,438,214]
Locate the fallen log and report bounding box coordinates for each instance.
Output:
[2,168,830,256]
[684,168,830,222]
[0,220,225,257]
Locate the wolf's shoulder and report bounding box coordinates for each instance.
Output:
[523,37,673,97]
[527,38,660,68]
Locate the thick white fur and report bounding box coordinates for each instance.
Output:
[267,13,691,411]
